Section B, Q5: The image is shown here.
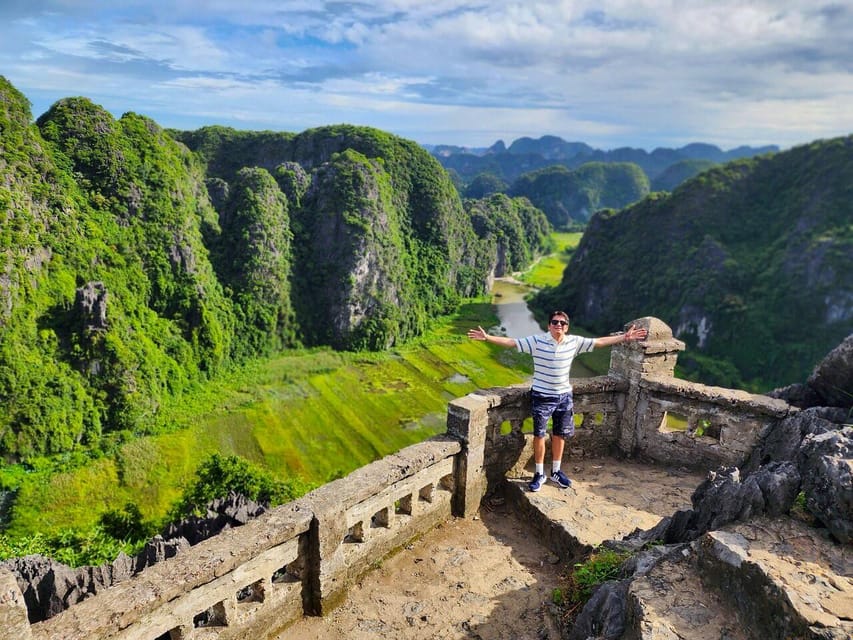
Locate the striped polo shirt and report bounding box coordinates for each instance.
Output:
[514,333,595,395]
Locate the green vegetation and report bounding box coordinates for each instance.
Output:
[0,76,554,466]
[169,453,308,518]
[463,173,509,199]
[566,548,630,603]
[650,158,717,192]
[0,75,556,566]
[0,298,532,564]
[553,546,632,628]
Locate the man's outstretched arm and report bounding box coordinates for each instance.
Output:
[467,325,517,348]
[593,323,647,348]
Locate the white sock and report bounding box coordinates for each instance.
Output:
[552,461,561,474]
[535,463,544,475]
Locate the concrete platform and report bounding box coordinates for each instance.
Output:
[506,456,707,561]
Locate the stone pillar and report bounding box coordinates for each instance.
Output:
[608,317,685,455]
[303,484,350,616]
[446,393,490,517]
[0,569,32,640]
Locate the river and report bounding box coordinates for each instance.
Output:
[491,277,596,378]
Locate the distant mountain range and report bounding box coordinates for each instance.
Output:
[425,135,779,227]
[425,135,778,184]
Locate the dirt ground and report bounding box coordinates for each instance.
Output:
[279,458,705,640]
[281,500,566,640]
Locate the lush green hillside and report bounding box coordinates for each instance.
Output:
[175,124,552,350]
[0,80,235,459]
[0,77,551,462]
[650,159,717,192]
[464,193,551,275]
[509,162,650,227]
[533,136,853,389]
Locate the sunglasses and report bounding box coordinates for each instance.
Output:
[549,319,569,327]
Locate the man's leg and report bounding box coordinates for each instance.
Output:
[533,434,546,464]
[551,434,565,463]
[549,393,574,488]
[529,392,556,492]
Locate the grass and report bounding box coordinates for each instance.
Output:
[519,231,582,288]
[558,547,631,625]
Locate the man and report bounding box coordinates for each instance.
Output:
[467,311,647,491]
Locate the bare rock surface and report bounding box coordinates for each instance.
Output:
[698,517,853,640]
[627,549,749,640]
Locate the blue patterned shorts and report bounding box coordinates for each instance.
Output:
[531,390,575,438]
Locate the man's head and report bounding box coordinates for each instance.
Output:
[548,311,570,339]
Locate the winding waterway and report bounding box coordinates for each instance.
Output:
[491,277,596,378]
[491,277,542,337]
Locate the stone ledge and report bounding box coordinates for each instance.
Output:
[642,374,792,417]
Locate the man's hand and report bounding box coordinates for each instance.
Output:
[467,326,488,341]
[623,324,648,342]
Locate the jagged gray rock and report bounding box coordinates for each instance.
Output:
[567,580,628,640]
[769,333,853,409]
[161,490,267,546]
[798,426,853,544]
[744,406,846,472]
[0,554,117,623]
[133,535,190,574]
[659,462,801,543]
[806,334,853,408]
[74,281,108,332]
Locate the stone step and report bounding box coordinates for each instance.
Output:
[627,546,749,640]
[507,458,706,561]
[696,516,853,640]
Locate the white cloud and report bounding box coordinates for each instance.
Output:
[1,0,851,149]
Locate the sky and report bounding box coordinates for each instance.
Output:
[1,1,852,152]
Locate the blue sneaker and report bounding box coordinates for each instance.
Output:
[550,470,572,488]
[528,472,545,492]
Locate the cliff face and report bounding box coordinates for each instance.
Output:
[534,136,853,389]
[0,78,551,459]
[177,124,547,351]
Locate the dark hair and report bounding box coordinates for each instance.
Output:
[549,310,570,323]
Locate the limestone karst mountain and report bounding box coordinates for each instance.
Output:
[534,135,853,390]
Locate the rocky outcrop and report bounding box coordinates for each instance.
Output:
[806,334,853,408]
[799,427,853,544]
[0,554,121,623]
[659,462,801,543]
[74,282,108,332]
[160,491,268,546]
[770,334,853,409]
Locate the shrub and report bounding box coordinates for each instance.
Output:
[169,453,308,518]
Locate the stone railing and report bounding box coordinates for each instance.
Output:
[0,317,794,640]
